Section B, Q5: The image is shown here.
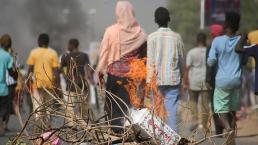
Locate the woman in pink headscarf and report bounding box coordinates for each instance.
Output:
[96,1,147,133]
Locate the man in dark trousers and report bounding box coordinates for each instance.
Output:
[61,39,92,122]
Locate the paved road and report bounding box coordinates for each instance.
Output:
[0,104,257,145]
[179,109,258,145]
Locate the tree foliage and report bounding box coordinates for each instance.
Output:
[168,0,200,50]
[168,0,258,51]
[241,0,258,32]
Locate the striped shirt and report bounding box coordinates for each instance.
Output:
[147,28,184,86]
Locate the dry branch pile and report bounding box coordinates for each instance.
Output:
[9,64,234,145]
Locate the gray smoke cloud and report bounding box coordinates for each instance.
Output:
[0,0,88,63]
[0,0,168,64]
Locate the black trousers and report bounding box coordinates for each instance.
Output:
[105,74,131,133]
[7,84,16,114]
[3,84,16,122]
[0,97,8,118]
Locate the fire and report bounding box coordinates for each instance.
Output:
[124,58,146,109]
[125,58,167,121]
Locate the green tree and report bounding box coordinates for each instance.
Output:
[168,0,258,51]
[168,0,201,51]
[240,0,258,32]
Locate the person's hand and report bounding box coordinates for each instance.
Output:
[183,83,189,90]
[236,33,248,53]
[180,84,187,98]
[241,33,248,39]
[97,72,105,89]
[206,82,213,90]
[182,79,189,90]
[181,78,189,97]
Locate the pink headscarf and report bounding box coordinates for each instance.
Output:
[115,1,146,55]
[97,1,146,72]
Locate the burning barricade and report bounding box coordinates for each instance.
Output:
[124,58,188,145]
[10,58,190,145]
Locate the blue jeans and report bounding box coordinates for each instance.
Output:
[158,85,180,132]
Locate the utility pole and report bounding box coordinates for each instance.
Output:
[200,0,205,30]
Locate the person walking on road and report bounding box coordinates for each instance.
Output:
[147,7,184,132]
[184,32,211,131]
[207,12,242,145]
[61,38,92,123]
[0,35,17,136]
[96,1,147,133]
[27,33,60,132]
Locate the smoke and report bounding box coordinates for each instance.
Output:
[0,0,88,63]
[25,0,88,52]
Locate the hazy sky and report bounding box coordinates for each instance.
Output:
[80,0,168,42]
[0,0,168,63]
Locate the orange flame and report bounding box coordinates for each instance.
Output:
[125,58,167,120]
[125,58,146,109]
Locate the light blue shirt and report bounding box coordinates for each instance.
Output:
[0,48,13,96]
[207,35,242,89]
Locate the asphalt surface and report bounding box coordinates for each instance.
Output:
[0,100,258,145]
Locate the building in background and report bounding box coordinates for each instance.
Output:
[205,0,240,25]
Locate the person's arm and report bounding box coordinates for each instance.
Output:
[206,48,212,83]
[146,37,155,83]
[96,29,110,74]
[26,51,36,89]
[178,36,185,81]
[27,65,33,75]
[183,50,191,89]
[241,44,258,66]
[25,65,34,89]
[183,66,190,88]
[27,50,35,76]
[178,36,187,96]
[60,54,68,76]
[207,39,218,67]
[236,33,248,53]
[96,29,111,87]
[52,51,61,87]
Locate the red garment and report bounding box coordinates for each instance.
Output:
[107,49,140,77]
[210,24,224,39]
[107,42,147,77]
